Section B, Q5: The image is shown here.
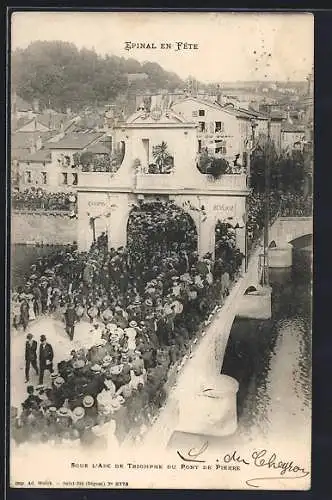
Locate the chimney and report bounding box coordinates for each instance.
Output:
[33,98,39,113]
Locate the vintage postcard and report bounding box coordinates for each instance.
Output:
[8,10,313,490]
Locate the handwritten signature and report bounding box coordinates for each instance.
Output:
[176,442,310,488]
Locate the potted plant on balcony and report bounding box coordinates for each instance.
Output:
[79,151,93,172]
[206,157,229,180]
[152,141,173,174]
[197,150,212,173]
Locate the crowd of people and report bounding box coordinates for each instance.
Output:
[12,188,77,212]
[279,192,312,217]
[11,201,244,448]
[11,189,312,447]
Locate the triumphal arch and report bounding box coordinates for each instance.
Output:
[77,108,249,259]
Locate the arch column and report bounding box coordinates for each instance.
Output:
[198,216,216,258]
[77,212,93,251]
[107,194,132,250]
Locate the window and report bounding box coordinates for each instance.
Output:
[198,140,202,153]
[215,121,224,133]
[215,140,227,155]
[198,109,205,116]
[198,122,206,132]
[192,111,198,117]
[72,173,78,185]
[41,172,47,184]
[142,139,150,167]
[62,172,68,185]
[25,171,32,184]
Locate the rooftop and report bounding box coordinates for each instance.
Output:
[171,95,281,121]
[37,111,69,130]
[124,108,195,127]
[281,122,306,133]
[86,142,111,155]
[23,149,52,163]
[48,132,104,150]
[11,131,53,150]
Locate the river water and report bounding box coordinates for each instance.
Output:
[222,245,312,444]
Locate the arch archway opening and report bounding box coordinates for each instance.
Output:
[289,233,312,249]
[127,200,198,271]
[244,285,258,295]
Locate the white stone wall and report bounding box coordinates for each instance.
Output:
[117,125,198,179]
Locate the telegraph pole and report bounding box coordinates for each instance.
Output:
[263,109,271,287]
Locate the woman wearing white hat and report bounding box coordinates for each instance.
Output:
[124,326,137,352]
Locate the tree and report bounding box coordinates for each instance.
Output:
[206,158,229,179]
[79,151,93,171]
[152,142,173,173]
[11,41,185,112]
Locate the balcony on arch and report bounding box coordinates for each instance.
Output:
[109,107,248,195]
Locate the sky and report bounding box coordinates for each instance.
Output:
[11,11,314,83]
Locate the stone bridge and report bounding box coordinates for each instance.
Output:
[143,216,313,447]
[269,217,313,247]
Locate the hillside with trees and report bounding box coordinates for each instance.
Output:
[11,41,184,112]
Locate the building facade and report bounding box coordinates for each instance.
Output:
[17,132,105,192]
[77,108,249,261]
[171,96,283,164]
[281,123,306,152]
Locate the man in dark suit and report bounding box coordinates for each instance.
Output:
[39,335,54,385]
[25,333,38,383]
[64,303,77,341]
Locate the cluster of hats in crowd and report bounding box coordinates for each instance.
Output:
[11,202,248,447]
[279,192,312,217]
[12,188,77,214]
[12,318,172,448]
